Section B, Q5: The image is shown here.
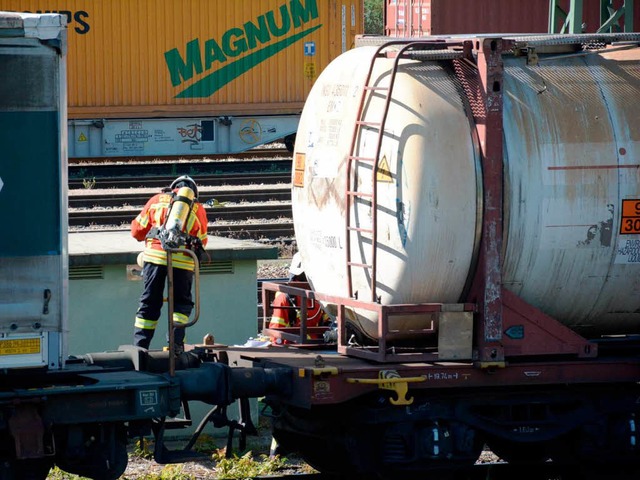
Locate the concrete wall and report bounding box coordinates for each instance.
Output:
[68,260,259,355]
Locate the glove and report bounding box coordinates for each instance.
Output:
[186,236,204,260]
[323,328,338,344]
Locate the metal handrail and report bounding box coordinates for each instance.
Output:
[166,247,200,376]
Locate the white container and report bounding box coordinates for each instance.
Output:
[0,12,68,368]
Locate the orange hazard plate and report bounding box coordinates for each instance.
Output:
[0,338,41,356]
[294,169,305,188]
[621,199,640,234]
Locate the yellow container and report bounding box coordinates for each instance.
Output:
[1,0,363,119]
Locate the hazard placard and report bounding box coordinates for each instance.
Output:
[376,156,393,183]
[78,132,87,142]
[294,153,306,188]
[620,199,640,234]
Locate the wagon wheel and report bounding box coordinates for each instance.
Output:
[0,458,53,480]
[55,429,128,480]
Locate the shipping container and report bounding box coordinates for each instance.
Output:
[0,12,67,368]
[385,0,639,37]
[0,0,364,157]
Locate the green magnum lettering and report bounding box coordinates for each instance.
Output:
[166,39,203,85]
[164,0,320,98]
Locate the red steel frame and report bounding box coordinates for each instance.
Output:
[457,37,596,364]
[261,281,331,346]
[262,280,476,361]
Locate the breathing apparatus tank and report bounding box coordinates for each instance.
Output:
[159,186,196,249]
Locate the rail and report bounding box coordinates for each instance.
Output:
[69,186,290,209]
[69,172,291,190]
[68,158,292,182]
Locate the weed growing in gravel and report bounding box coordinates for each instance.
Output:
[213,450,287,479]
[47,464,195,479]
[132,438,154,460]
[47,466,83,479]
[193,433,218,453]
[135,464,193,480]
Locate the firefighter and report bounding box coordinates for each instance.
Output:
[268,253,331,345]
[131,175,208,353]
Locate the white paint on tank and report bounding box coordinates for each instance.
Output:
[501,51,640,334]
[293,47,480,339]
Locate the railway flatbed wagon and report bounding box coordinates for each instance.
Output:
[225,344,640,477]
[252,30,640,478]
[0,0,364,158]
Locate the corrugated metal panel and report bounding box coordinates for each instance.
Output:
[0,0,363,119]
[385,0,639,36]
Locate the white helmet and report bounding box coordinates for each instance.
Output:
[170,175,198,198]
[289,252,304,276]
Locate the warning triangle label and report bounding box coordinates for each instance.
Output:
[376,156,393,183]
[78,133,87,142]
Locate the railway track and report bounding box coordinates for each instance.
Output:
[207,221,294,241]
[70,186,291,208]
[69,204,292,227]
[69,147,292,165]
[69,172,291,190]
[70,220,295,242]
[68,158,295,241]
[69,158,292,184]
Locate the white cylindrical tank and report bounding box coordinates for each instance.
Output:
[292,43,640,339]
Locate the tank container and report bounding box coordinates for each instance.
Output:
[292,43,640,339]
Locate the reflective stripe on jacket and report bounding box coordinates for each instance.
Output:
[268,291,331,344]
[131,192,208,271]
[268,292,295,329]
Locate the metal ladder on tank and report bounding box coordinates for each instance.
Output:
[345,41,434,302]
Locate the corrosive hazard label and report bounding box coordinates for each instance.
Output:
[620,199,640,234]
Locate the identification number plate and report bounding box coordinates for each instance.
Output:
[0,338,41,356]
[621,199,640,235]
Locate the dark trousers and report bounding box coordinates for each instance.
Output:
[133,262,194,349]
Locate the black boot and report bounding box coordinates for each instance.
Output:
[169,328,186,355]
[134,328,154,349]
